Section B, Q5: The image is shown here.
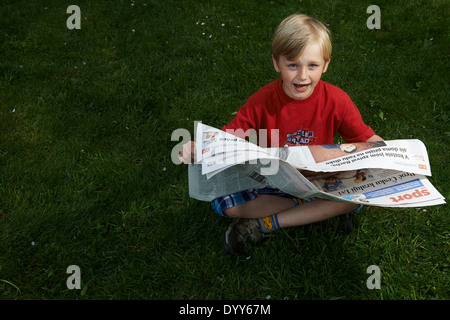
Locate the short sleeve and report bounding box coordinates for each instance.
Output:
[338,98,376,142]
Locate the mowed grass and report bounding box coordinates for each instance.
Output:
[0,0,448,300]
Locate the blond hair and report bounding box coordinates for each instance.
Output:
[272,14,332,62]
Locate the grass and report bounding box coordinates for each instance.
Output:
[0,0,449,301]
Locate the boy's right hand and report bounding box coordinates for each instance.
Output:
[178,141,196,164]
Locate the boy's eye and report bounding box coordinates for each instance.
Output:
[309,64,318,68]
[288,64,297,69]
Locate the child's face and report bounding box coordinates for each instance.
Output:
[272,42,330,100]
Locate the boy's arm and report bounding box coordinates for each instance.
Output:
[366,134,384,142]
[298,135,383,177]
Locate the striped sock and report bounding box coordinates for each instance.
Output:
[257,198,315,233]
[292,197,314,206]
[258,214,280,233]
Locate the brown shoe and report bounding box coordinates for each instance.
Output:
[223,218,264,255]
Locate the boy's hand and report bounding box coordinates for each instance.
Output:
[178,141,196,164]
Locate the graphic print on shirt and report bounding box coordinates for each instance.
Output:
[283,128,317,146]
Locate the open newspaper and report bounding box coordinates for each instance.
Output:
[188,123,445,208]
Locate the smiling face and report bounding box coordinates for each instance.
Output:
[272,42,330,100]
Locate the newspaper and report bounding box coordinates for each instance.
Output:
[188,123,446,208]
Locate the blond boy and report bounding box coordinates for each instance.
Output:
[179,14,382,255]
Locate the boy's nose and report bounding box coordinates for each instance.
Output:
[297,68,308,80]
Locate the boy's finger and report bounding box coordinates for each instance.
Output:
[180,144,191,164]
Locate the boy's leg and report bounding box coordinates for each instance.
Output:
[224,194,359,227]
[223,194,296,219]
[277,199,359,228]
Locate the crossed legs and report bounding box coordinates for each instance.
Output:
[223,194,360,228]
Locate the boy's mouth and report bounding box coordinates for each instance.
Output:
[294,83,311,92]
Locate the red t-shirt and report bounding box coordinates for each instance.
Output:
[223,78,375,147]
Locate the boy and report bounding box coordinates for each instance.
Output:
[179,14,383,255]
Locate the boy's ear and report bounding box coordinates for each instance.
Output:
[322,59,331,73]
[272,55,281,73]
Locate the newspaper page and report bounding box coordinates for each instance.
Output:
[188,164,267,201]
[196,123,277,178]
[277,139,431,176]
[188,123,445,207]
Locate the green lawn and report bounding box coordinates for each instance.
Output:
[0,0,448,300]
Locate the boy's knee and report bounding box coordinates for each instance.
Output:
[223,205,244,218]
[330,202,361,215]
